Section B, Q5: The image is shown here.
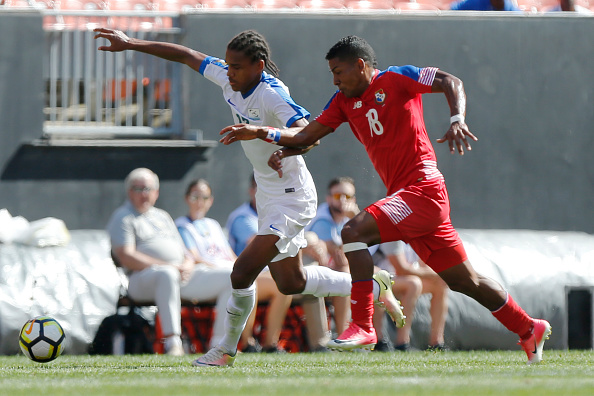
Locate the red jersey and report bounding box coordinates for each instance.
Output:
[315,66,443,195]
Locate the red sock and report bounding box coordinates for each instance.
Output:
[491,294,534,339]
[350,280,374,332]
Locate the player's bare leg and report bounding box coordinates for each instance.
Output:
[438,260,551,364]
[231,235,281,289]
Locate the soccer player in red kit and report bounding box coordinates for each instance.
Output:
[220,35,551,364]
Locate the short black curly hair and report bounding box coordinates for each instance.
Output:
[325,36,378,68]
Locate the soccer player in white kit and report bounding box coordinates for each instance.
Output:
[94,28,404,367]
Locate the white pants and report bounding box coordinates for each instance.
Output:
[127,264,233,347]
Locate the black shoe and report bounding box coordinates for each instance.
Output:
[373,339,393,352]
[427,343,447,352]
[242,341,262,353]
[263,345,286,353]
[394,343,410,352]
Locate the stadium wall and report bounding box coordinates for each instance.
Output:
[0,11,592,235]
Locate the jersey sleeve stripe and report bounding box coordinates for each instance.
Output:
[198,56,212,75]
[286,114,308,128]
[199,56,227,75]
[264,75,311,127]
[322,91,339,111]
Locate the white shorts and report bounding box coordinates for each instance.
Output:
[256,185,317,262]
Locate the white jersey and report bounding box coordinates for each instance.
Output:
[200,56,317,260]
[200,56,315,197]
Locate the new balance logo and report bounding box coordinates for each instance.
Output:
[353,101,362,109]
[351,299,357,304]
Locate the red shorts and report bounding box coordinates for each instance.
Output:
[365,178,467,273]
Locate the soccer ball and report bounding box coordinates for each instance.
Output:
[19,316,65,363]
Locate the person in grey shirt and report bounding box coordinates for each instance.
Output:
[106,168,234,355]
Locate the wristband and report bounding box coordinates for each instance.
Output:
[264,127,282,144]
[450,114,465,125]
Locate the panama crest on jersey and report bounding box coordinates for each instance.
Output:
[375,89,386,105]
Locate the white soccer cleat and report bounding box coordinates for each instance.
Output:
[373,270,406,328]
[191,346,236,368]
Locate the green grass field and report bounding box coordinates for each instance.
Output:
[1,350,593,396]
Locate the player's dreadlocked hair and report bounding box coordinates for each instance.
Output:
[325,36,378,69]
[227,30,280,78]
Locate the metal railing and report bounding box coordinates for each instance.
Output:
[42,11,184,139]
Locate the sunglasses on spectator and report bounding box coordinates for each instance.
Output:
[130,186,154,193]
[189,194,211,202]
[331,193,354,200]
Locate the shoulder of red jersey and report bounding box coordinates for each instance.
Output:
[378,65,438,86]
[322,90,341,111]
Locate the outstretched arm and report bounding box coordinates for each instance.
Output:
[219,119,332,148]
[93,28,206,72]
[431,70,478,155]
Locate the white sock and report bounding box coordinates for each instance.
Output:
[218,284,256,354]
[164,335,182,351]
[302,266,351,297]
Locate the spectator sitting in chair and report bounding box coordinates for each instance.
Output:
[106,168,234,355]
[177,178,292,353]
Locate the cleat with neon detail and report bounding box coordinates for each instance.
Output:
[191,346,236,367]
[373,270,406,328]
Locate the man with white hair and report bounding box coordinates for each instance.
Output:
[106,168,235,355]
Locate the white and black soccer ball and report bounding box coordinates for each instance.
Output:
[19,316,65,363]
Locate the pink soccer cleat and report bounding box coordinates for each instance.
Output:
[518,319,552,365]
[327,322,377,351]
